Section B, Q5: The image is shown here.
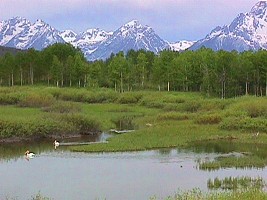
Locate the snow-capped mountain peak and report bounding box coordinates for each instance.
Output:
[123,20,143,29]
[60,30,77,43]
[250,1,267,16]
[0,17,31,46]
[190,1,267,52]
[0,17,64,50]
[86,20,169,60]
[117,20,155,39]
[76,28,112,43]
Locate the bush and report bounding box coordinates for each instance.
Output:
[42,101,81,113]
[245,100,267,118]
[195,114,222,124]
[0,92,24,105]
[180,100,201,113]
[226,97,267,118]
[84,91,117,103]
[116,92,143,104]
[200,99,232,112]
[62,114,101,134]
[0,119,63,138]
[18,93,55,108]
[220,117,267,133]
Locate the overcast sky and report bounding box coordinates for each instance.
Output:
[0,0,261,42]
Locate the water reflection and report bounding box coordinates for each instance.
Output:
[0,132,109,162]
[187,140,267,159]
[186,140,267,171]
[1,140,267,200]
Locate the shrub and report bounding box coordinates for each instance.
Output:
[0,92,24,105]
[18,93,55,108]
[245,100,267,118]
[0,119,63,138]
[62,114,101,134]
[42,101,81,113]
[220,117,267,133]
[200,99,233,112]
[84,91,117,103]
[180,100,201,113]
[195,114,222,124]
[116,92,143,104]
[226,97,267,118]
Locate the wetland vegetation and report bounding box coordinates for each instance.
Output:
[0,44,267,199]
[0,87,266,157]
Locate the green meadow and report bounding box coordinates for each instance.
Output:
[0,86,266,156]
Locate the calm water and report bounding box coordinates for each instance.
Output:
[1,135,267,200]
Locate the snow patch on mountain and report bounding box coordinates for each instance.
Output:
[169,40,195,51]
[60,30,77,43]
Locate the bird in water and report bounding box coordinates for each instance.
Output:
[53,140,60,149]
[24,150,35,160]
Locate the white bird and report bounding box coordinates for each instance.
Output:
[53,140,60,149]
[25,150,35,158]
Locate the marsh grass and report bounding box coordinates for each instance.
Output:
[207,176,265,190]
[153,188,267,200]
[18,92,55,108]
[220,117,267,133]
[116,92,143,104]
[199,155,266,170]
[5,192,50,200]
[47,87,117,103]
[0,87,266,158]
[71,120,232,152]
[227,97,267,118]
[195,114,222,124]
[42,101,81,113]
[156,112,190,121]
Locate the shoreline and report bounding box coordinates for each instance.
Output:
[0,131,101,144]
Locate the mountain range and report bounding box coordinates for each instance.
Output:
[0,1,266,60]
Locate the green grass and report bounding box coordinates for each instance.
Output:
[199,155,267,170]
[71,120,236,152]
[150,188,267,200]
[207,176,265,190]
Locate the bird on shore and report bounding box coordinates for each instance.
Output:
[53,140,60,149]
[24,150,35,159]
[252,132,260,138]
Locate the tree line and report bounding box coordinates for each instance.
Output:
[0,43,266,98]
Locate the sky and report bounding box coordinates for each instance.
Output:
[0,0,261,42]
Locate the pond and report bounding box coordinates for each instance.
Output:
[1,134,267,200]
